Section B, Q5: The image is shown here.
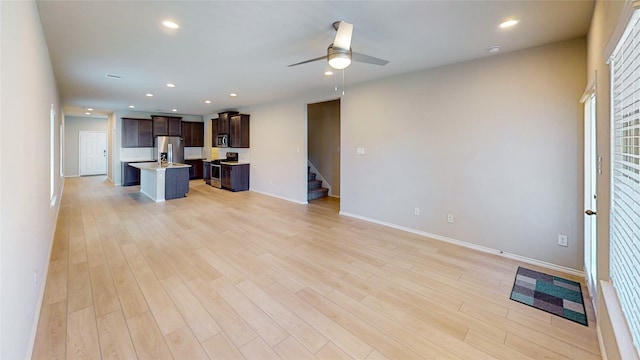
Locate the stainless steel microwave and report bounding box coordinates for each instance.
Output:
[216,134,228,148]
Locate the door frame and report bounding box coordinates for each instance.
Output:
[306,98,341,202]
[581,85,597,313]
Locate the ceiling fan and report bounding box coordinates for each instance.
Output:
[288,21,389,70]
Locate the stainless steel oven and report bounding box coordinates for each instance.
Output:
[210,152,237,189]
[211,161,221,188]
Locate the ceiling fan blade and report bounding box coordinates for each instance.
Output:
[287,55,327,67]
[333,21,353,50]
[352,52,389,66]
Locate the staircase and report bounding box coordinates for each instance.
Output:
[308,167,329,201]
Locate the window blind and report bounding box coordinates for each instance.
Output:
[610,11,640,353]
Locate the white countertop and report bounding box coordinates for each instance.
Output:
[122,158,204,162]
[129,162,191,171]
[121,159,154,163]
[220,161,250,166]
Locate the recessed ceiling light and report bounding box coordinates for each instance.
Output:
[162,20,179,29]
[166,83,176,88]
[325,71,334,76]
[230,93,237,97]
[85,112,91,115]
[205,100,211,104]
[87,108,93,111]
[499,19,520,28]
[172,109,178,112]
[128,105,135,108]
[488,45,501,53]
[146,93,153,97]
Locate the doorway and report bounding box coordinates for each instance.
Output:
[307,99,341,205]
[582,91,597,311]
[79,131,107,176]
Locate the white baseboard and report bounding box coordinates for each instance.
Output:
[26,182,64,359]
[597,325,609,360]
[339,211,584,278]
[250,189,308,205]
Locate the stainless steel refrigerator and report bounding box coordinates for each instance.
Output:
[154,136,184,164]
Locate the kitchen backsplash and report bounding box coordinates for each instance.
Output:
[121,147,206,161]
[185,147,205,159]
[211,147,251,162]
[120,147,155,161]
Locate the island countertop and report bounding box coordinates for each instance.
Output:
[129,162,191,171]
[220,161,250,166]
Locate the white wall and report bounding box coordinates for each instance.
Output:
[0,1,63,358]
[340,38,586,270]
[244,100,312,203]
[64,115,108,176]
[247,38,586,270]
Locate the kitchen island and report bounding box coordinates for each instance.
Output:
[128,162,191,202]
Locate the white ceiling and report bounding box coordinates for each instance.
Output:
[36,1,594,117]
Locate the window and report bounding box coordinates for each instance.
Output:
[609,11,640,353]
[50,104,56,207]
[60,123,64,177]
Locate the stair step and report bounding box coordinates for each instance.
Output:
[308,172,316,181]
[308,187,329,201]
[308,179,322,190]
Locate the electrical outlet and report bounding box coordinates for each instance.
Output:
[558,234,568,247]
[414,208,420,216]
[356,147,366,155]
[447,214,454,223]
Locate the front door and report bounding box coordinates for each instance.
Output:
[79,131,107,176]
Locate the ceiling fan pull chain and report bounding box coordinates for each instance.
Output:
[342,69,345,96]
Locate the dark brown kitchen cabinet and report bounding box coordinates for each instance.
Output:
[211,118,219,147]
[122,162,142,186]
[221,164,249,191]
[165,167,189,200]
[229,114,250,148]
[217,111,238,135]
[184,159,203,179]
[152,115,182,137]
[192,122,204,147]
[181,122,204,147]
[122,118,153,148]
[203,160,211,185]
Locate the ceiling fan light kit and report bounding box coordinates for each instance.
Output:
[327,46,352,69]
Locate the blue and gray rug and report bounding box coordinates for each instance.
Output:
[510,266,588,326]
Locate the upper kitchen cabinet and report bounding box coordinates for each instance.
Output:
[229,114,250,148]
[181,121,204,147]
[217,111,238,135]
[211,118,219,147]
[152,115,182,137]
[122,118,153,148]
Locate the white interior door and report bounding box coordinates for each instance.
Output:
[583,92,598,310]
[80,131,107,176]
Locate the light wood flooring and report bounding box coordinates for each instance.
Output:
[32,176,601,359]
